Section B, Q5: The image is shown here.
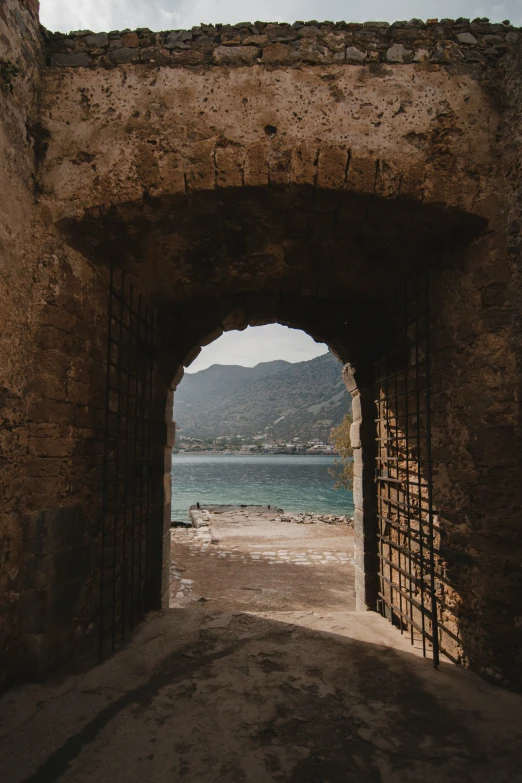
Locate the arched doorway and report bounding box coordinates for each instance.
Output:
[90,179,483,665]
[15,48,517,688]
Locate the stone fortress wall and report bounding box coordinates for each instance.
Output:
[1,0,110,689]
[0,0,46,692]
[1,1,522,692]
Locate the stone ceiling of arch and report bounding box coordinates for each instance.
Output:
[62,185,486,305]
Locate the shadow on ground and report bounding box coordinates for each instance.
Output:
[1,607,521,782]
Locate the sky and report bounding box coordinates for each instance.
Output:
[38,0,520,368]
[40,0,522,32]
[186,325,328,372]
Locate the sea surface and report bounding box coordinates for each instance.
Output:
[171,454,354,522]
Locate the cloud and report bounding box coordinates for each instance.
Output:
[40,0,180,32]
[39,0,522,32]
[185,325,328,373]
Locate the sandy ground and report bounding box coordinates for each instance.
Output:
[1,508,522,782]
[169,505,355,613]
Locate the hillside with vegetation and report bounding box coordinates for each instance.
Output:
[174,352,351,443]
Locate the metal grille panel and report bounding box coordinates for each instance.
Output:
[100,266,156,658]
[374,274,458,666]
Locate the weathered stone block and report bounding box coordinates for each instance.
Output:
[350,420,362,449]
[24,507,88,557]
[246,293,278,326]
[182,346,201,368]
[413,48,431,62]
[67,380,93,407]
[298,26,323,38]
[165,30,192,44]
[262,43,290,63]
[243,35,268,45]
[121,32,139,47]
[28,423,62,439]
[221,33,242,46]
[166,421,176,448]
[218,299,248,331]
[346,46,366,62]
[85,33,108,49]
[51,53,91,67]
[323,31,346,51]
[28,438,75,458]
[317,145,349,190]
[347,155,378,195]
[353,540,379,573]
[243,142,269,187]
[364,21,390,29]
[342,365,358,394]
[351,393,362,422]
[353,508,366,537]
[354,566,378,610]
[163,473,172,504]
[483,35,504,45]
[165,40,190,50]
[457,32,478,44]
[171,50,205,65]
[27,458,62,478]
[140,48,170,64]
[109,47,139,64]
[215,146,243,187]
[352,449,363,479]
[268,145,292,185]
[171,365,184,389]
[213,46,258,64]
[353,477,363,511]
[300,41,340,63]
[199,327,224,347]
[386,43,413,62]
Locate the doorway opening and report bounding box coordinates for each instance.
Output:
[168,325,355,619]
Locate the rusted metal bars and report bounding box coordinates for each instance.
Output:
[100,267,156,659]
[374,272,440,666]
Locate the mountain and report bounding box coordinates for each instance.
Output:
[174,352,351,442]
[177,360,291,406]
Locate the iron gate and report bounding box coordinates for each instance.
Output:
[374,273,457,666]
[100,266,156,658]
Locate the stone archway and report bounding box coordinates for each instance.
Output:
[2,0,521,691]
[53,160,488,664]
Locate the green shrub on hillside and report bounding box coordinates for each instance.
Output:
[329,413,354,490]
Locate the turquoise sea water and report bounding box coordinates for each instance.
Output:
[171,454,354,522]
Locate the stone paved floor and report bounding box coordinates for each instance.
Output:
[169,506,355,611]
[1,509,522,782]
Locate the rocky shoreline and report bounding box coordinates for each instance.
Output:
[185,505,353,530]
[275,512,354,526]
